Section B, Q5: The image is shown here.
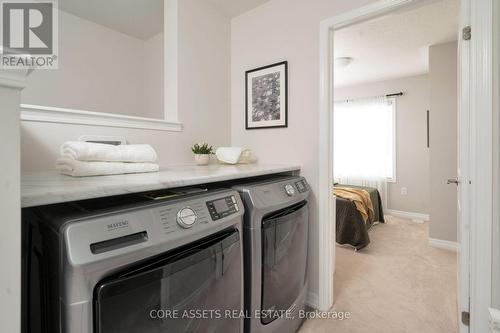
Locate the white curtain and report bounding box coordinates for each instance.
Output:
[333,96,395,209]
[334,96,395,180]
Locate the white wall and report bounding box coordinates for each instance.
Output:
[335,74,431,215]
[21,11,164,119]
[21,0,231,172]
[231,0,375,304]
[429,41,458,242]
[0,83,22,333]
[144,32,165,120]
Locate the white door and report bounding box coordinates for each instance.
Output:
[457,0,471,332]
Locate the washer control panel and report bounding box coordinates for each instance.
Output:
[62,189,244,265]
[176,207,197,228]
[206,195,239,221]
[295,179,309,193]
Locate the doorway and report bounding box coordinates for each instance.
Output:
[328,0,459,331]
[315,0,495,332]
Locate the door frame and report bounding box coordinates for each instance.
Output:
[318,1,496,331]
[468,0,495,332]
[493,0,500,315]
[458,0,471,332]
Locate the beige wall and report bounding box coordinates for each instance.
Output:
[336,43,458,241]
[21,11,164,119]
[231,0,375,303]
[21,0,231,172]
[335,74,431,214]
[429,41,458,242]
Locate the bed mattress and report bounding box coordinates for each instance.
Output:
[335,184,385,250]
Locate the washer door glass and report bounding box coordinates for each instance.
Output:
[93,228,242,333]
[261,201,309,325]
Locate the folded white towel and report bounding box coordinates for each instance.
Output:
[215,147,254,165]
[56,157,159,177]
[60,141,157,163]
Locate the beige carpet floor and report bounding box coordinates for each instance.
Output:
[298,216,458,333]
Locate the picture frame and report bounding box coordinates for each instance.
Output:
[245,61,288,129]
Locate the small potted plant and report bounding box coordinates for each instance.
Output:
[191,143,214,166]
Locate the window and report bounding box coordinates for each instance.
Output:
[334,97,396,181]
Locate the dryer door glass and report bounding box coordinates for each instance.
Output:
[261,201,309,324]
[93,228,242,333]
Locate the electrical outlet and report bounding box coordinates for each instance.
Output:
[401,187,408,195]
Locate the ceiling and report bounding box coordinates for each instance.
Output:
[334,0,459,88]
[59,0,270,39]
[207,0,270,18]
[59,0,164,40]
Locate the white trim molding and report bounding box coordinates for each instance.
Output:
[429,238,459,252]
[0,69,31,89]
[317,16,335,312]
[492,0,500,320]
[457,1,472,332]
[20,104,183,132]
[385,209,430,222]
[305,292,319,309]
[469,0,495,332]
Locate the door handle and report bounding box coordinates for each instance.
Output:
[447,178,459,185]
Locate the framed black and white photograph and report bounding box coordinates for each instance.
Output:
[245,61,288,129]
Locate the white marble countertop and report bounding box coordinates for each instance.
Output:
[21,164,300,208]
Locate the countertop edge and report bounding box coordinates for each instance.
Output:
[21,164,301,208]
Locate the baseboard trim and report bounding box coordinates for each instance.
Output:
[385,209,430,222]
[428,238,458,252]
[305,291,319,309]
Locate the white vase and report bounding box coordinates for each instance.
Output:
[194,154,210,166]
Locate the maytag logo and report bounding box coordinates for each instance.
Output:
[107,221,129,231]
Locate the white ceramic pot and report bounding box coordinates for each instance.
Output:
[194,154,210,166]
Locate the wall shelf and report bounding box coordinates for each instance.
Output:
[20,104,183,132]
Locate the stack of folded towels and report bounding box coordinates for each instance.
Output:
[56,141,159,177]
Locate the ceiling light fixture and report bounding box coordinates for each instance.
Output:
[335,57,354,68]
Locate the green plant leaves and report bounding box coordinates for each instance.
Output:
[191,143,214,154]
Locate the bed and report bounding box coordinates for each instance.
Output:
[334,184,385,250]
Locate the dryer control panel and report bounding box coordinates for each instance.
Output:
[233,176,310,210]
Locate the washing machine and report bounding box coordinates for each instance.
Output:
[233,176,310,333]
[22,187,244,333]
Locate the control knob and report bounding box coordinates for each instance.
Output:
[284,184,296,196]
[176,207,197,228]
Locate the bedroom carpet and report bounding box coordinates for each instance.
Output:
[298,215,458,333]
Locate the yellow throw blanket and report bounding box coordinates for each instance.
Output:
[334,186,374,223]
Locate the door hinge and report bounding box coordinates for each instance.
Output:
[462,311,470,326]
[463,26,471,40]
